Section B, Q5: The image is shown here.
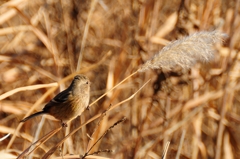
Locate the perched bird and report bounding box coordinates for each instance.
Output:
[20,74,90,127]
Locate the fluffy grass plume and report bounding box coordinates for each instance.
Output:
[139,31,226,72]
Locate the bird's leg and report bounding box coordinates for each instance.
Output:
[86,105,90,110]
[61,120,68,127]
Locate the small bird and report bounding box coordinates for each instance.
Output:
[20,74,90,127]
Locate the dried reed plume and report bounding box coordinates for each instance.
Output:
[138,31,226,72]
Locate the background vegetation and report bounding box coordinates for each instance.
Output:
[0,0,239,158]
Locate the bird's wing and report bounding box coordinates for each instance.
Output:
[44,88,72,109]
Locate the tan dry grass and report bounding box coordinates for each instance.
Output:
[0,0,239,159]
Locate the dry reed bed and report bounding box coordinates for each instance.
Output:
[0,0,239,159]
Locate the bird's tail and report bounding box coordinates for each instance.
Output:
[20,111,46,122]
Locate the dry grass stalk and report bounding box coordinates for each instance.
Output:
[82,117,126,159]
[17,127,62,159]
[176,130,186,159]
[86,105,110,152]
[162,141,170,159]
[139,31,226,72]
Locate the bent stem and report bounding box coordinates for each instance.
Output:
[17,127,62,159]
[89,70,138,107]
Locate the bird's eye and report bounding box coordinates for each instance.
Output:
[86,81,89,84]
[74,76,80,80]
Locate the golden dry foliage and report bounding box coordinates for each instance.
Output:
[0,0,240,159]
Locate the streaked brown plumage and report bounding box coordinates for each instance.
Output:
[20,75,90,127]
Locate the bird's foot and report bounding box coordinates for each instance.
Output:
[61,121,68,127]
[86,105,90,110]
